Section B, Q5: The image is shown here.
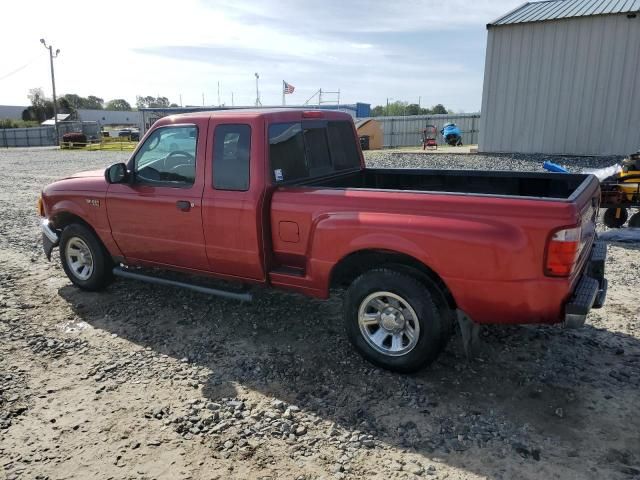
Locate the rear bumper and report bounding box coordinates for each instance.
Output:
[41,219,59,260]
[563,241,607,328]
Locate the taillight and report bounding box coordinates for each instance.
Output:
[545,226,582,277]
[37,195,44,217]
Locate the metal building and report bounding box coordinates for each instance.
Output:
[76,109,140,127]
[479,0,640,156]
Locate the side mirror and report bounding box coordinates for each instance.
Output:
[105,163,128,184]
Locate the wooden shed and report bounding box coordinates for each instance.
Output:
[355,119,383,150]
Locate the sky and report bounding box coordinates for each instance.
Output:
[0,0,523,112]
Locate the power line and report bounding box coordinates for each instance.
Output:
[0,55,39,82]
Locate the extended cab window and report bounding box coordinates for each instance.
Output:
[133,126,197,187]
[269,120,360,183]
[213,124,250,191]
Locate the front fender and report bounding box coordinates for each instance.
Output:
[45,193,122,258]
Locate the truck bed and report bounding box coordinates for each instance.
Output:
[303,168,591,200]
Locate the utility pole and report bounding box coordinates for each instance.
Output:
[254,73,261,107]
[217,81,220,106]
[231,92,234,107]
[179,94,183,107]
[202,93,205,106]
[386,98,389,116]
[40,38,60,146]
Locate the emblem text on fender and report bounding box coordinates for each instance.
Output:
[86,199,100,207]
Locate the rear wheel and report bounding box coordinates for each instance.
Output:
[60,224,113,291]
[603,207,628,228]
[344,268,448,373]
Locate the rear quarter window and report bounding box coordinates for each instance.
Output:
[268,120,360,183]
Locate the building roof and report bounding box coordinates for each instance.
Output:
[41,113,71,125]
[489,0,640,26]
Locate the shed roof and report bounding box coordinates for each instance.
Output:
[489,0,640,26]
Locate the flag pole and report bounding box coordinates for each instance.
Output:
[282,81,285,106]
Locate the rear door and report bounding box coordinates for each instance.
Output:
[106,121,209,270]
[201,117,266,280]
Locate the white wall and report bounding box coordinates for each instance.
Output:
[479,14,640,156]
[77,109,140,126]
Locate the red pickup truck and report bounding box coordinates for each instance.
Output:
[39,109,607,372]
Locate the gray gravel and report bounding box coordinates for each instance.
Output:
[1,147,639,480]
[364,150,623,172]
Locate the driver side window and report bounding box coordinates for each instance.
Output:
[134,125,197,187]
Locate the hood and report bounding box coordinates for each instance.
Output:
[44,168,108,194]
[65,168,105,179]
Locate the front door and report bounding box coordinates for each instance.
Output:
[107,122,209,271]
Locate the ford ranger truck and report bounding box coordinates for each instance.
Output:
[39,109,607,372]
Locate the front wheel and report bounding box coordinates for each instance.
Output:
[60,224,113,291]
[344,269,448,373]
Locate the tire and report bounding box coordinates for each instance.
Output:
[344,268,447,373]
[629,212,640,228]
[603,208,628,228]
[59,223,113,291]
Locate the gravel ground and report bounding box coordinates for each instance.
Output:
[1,147,639,480]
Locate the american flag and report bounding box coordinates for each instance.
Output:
[283,81,295,94]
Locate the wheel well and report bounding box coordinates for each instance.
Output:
[330,250,457,310]
[51,212,93,232]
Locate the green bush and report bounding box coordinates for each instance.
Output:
[0,119,40,129]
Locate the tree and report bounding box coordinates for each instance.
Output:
[371,105,385,117]
[371,101,452,117]
[105,99,132,111]
[24,88,54,122]
[405,104,421,116]
[59,93,84,111]
[85,95,104,109]
[27,88,47,110]
[430,104,448,115]
[57,93,104,111]
[136,95,172,109]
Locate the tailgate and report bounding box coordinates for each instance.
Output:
[573,175,600,277]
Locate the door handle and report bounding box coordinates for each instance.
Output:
[176,200,192,212]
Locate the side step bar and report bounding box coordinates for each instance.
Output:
[112,267,252,302]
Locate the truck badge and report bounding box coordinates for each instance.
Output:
[86,199,100,207]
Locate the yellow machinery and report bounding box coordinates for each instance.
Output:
[601,152,640,228]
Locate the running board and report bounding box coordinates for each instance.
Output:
[112,267,252,302]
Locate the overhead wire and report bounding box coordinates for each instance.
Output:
[0,55,40,82]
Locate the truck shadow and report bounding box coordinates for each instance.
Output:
[58,280,640,478]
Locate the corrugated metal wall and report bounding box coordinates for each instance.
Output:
[374,114,480,148]
[0,122,101,147]
[480,14,640,156]
[0,126,55,147]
